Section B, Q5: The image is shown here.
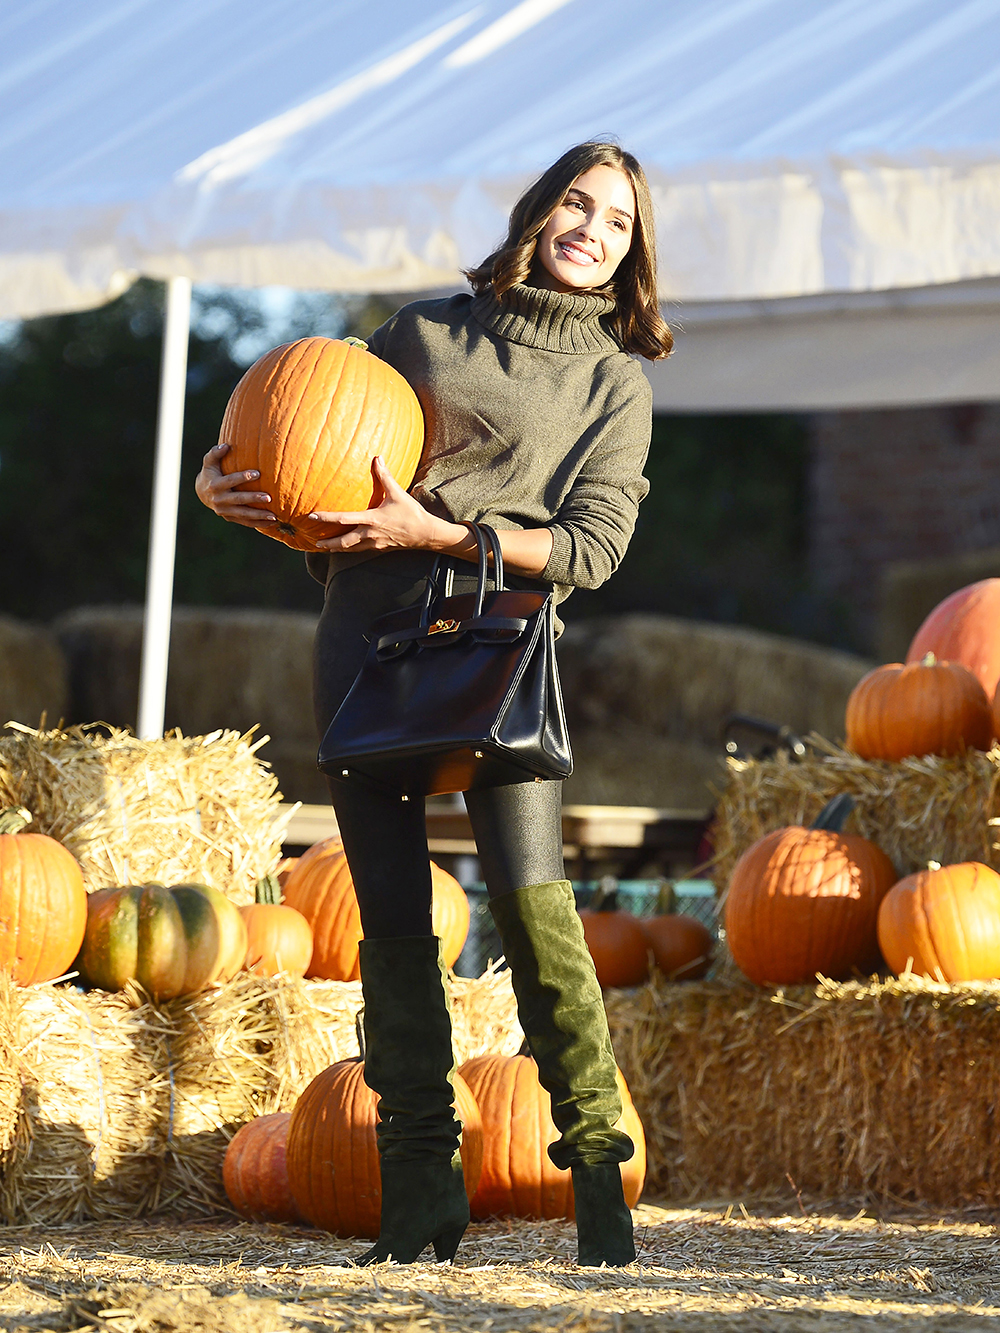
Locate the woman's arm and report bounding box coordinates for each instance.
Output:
[310,456,554,576]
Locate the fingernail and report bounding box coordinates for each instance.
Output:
[307,513,319,521]
[247,470,259,479]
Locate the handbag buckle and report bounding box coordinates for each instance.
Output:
[427,618,459,636]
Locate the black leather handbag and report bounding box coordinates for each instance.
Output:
[317,523,572,797]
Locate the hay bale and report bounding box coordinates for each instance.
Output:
[0,723,289,900]
[562,725,722,809]
[0,967,521,1225]
[53,605,326,804]
[0,615,68,726]
[711,737,1000,891]
[607,973,1000,1208]
[559,613,871,749]
[878,546,1000,665]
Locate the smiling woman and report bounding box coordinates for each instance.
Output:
[195,140,672,1271]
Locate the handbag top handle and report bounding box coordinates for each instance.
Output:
[418,523,504,629]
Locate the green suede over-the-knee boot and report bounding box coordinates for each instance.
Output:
[489,880,637,1266]
[355,935,469,1265]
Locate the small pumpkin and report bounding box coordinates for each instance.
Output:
[223,1112,299,1223]
[724,794,897,985]
[877,860,1000,982]
[240,874,314,978]
[846,653,992,761]
[78,881,248,1001]
[460,1051,645,1221]
[219,336,424,552]
[578,883,649,989]
[642,913,714,980]
[0,807,87,985]
[282,838,469,980]
[286,1052,483,1238]
[907,578,1000,699]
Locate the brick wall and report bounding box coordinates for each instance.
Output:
[808,403,1000,651]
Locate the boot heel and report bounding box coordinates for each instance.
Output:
[432,1222,467,1262]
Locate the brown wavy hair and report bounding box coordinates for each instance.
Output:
[466,141,672,361]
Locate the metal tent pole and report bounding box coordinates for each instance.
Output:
[137,275,192,740]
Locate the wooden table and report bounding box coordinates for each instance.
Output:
[278,801,710,877]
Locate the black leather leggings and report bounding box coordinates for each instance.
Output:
[313,552,566,939]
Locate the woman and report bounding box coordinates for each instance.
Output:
[197,141,673,1267]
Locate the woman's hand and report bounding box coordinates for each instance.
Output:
[312,455,555,575]
[311,456,463,553]
[194,443,277,529]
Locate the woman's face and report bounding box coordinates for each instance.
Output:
[533,164,636,293]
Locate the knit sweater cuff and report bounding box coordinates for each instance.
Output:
[541,525,574,587]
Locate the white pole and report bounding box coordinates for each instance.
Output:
[137,275,192,740]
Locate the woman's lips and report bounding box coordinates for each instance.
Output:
[557,241,598,266]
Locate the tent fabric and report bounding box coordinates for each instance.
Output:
[3,0,1000,320]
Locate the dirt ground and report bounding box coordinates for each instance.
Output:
[1,1202,999,1333]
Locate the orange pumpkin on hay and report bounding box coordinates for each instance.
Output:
[846,654,992,761]
[724,795,896,985]
[281,837,469,980]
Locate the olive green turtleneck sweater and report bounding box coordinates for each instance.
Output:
[307,282,652,603]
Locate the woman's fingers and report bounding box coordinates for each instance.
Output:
[307,509,374,525]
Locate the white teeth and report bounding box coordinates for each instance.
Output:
[560,243,597,264]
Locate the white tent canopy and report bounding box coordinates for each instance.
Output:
[3,0,1000,732]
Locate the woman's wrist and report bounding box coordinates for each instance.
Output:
[427,517,478,556]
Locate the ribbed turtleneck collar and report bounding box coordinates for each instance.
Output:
[470,282,621,354]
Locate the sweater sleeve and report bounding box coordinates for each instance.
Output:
[540,371,652,590]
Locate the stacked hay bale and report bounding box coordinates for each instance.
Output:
[557,614,872,809]
[712,739,1000,890]
[607,973,1000,1209]
[0,967,522,1224]
[54,606,324,803]
[0,723,288,900]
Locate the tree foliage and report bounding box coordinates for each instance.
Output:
[0,280,840,644]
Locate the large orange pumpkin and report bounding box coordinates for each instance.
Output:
[239,874,314,979]
[846,654,992,761]
[285,1057,483,1238]
[219,337,424,552]
[223,1112,299,1224]
[724,795,897,985]
[78,881,248,1001]
[907,578,1000,699]
[0,807,87,985]
[459,1052,645,1221]
[877,861,1000,982]
[578,887,649,989]
[281,838,469,980]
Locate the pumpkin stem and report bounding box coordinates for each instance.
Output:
[589,875,619,912]
[0,807,33,836]
[355,1009,367,1061]
[928,860,942,872]
[254,873,282,906]
[921,651,937,667]
[343,336,369,350]
[809,794,855,833]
